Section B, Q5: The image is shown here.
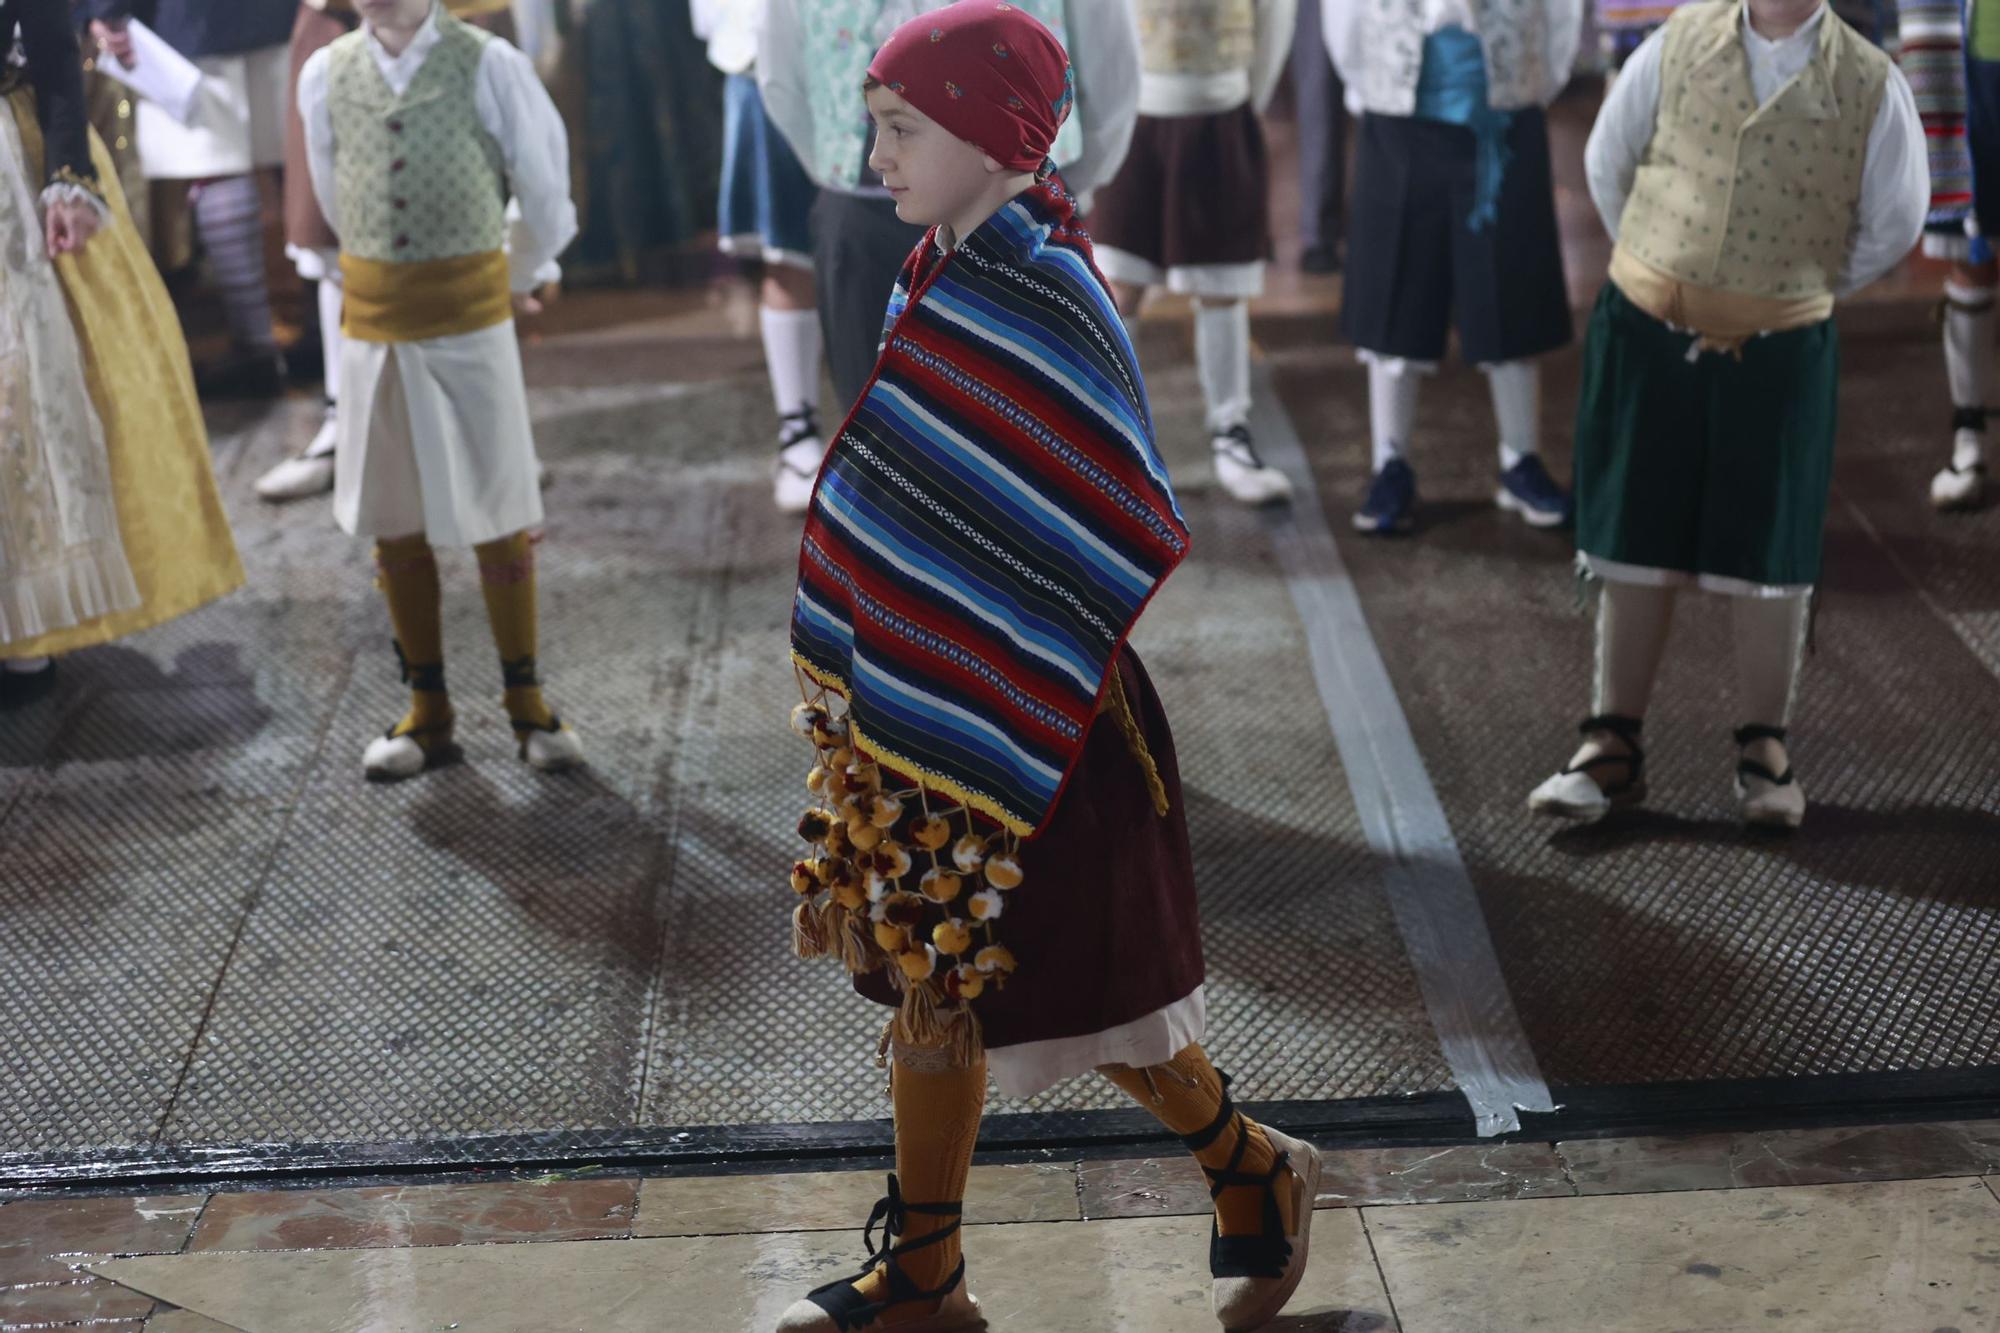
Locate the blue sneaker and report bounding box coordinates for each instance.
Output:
[1496,454,1574,529]
[1353,457,1416,534]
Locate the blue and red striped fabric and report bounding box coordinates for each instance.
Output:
[791,178,1189,837]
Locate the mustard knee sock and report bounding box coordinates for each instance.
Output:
[1101,1043,1295,1239]
[843,1042,985,1321]
[374,535,453,751]
[473,532,557,738]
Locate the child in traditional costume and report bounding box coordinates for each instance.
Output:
[1531,0,1925,829]
[777,8,1320,1331]
[693,0,829,513]
[1899,0,1998,510]
[757,0,1140,415]
[258,0,518,503]
[84,0,298,397]
[0,0,243,685]
[299,0,582,779]
[1093,0,1299,507]
[1323,0,1579,533]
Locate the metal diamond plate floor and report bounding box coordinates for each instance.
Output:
[1269,319,2000,1093]
[0,335,1456,1182]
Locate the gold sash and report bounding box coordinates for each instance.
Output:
[1609,246,1832,356]
[340,249,513,344]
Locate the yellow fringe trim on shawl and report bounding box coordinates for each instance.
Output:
[791,650,1040,839]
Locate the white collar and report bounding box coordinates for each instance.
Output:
[364,4,444,72]
[1739,0,1827,53]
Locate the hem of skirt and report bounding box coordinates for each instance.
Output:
[717,233,814,270]
[986,984,1206,1100]
[1578,551,1813,598]
[0,544,143,649]
[1163,261,1266,300]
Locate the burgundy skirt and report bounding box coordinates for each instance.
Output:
[1087,105,1272,273]
[853,647,1205,1050]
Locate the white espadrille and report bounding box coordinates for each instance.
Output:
[1734,725,1805,829]
[519,723,585,772]
[363,732,430,781]
[1527,715,1646,823]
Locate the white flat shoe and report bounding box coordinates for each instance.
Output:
[254,422,336,500]
[1528,715,1646,822]
[1734,724,1805,829]
[364,732,429,781]
[519,721,585,772]
[775,434,827,514]
[1211,1124,1324,1331]
[1931,459,1985,511]
[2,655,53,675]
[1212,426,1294,506]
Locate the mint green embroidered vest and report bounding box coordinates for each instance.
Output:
[328,13,507,265]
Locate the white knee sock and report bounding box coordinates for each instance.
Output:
[1593,580,1678,718]
[1730,593,1811,728]
[1484,359,1540,471]
[1943,279,1996,415]
[304,280,344,461]
[319,278,344,404]
[1366,356,1423,473]
[1194,300,1252,435]
[759,304,824,428]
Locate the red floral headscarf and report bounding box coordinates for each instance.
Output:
[866,2,1074,174]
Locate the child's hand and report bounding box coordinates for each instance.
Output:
[45,199,100,257]
[90,19,136,69]
[513,282,560,317]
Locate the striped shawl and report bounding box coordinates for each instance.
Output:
[791,180,1189,838]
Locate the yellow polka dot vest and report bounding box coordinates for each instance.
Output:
[1618,0,1890,301]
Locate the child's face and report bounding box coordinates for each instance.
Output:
[356,0,432,28]
[865,84,999,229]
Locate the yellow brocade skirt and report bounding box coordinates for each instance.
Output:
[1,88,243,658]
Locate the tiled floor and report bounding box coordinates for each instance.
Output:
[4,1119,1996,1331]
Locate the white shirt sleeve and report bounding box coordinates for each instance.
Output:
[1252,0,1301,113]
[1321,0,1361,93]
[1582,24,1664,241]
[475,37,579,291]
[1839,62,1928,295]
[757,0,823,186]
[299,46,340,244]
[1059,0,1140,200]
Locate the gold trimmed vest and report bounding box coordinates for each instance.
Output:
[1617,0,1890,303]
[328,12,512,342]
[1137,0,1255,77]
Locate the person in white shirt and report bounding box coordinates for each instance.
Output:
[1527,0,1925,830]
[1324,0,1581,535]
[692,0,828,513]
[1092,0,1300,507]
[756,0,1140,415]
[300,0,585,780]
